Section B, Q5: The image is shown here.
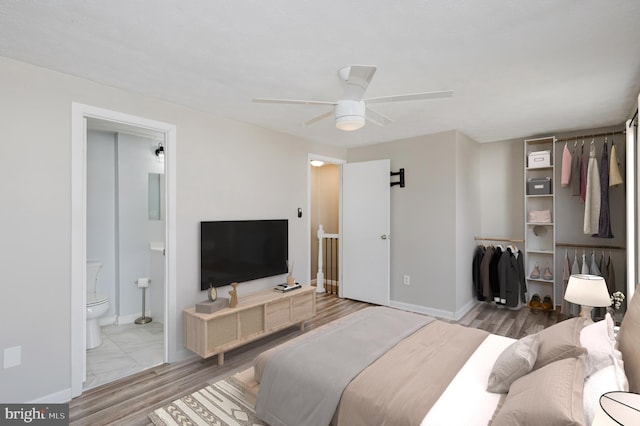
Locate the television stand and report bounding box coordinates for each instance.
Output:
[183,285,316,365]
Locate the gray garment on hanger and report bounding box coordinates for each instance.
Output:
[571,146,581,196]
[607,255,616,294]
[596,141,614,238]
[590,252,601,276]
[600,253,609,284]
[572,254,580,275]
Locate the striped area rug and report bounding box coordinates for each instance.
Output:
[148,378,266,426]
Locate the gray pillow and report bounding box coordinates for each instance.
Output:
[534,317,587,370]
[487,334,539,393]
[492,355,586,426]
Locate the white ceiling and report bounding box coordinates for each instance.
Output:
[1,1,639,147]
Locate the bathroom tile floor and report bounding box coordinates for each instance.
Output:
[84,321,164,390]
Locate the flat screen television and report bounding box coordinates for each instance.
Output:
[200,219,288,290]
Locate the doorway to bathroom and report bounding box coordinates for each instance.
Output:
[70,103,177,397]
[84,120,166,389]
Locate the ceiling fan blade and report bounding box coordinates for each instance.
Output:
[365,107,394,126]
[253,98,336,106]
[342,65,377,101]
[365,90,454,104]
[304,110,333,126]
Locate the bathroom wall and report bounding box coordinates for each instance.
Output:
[87,130,165,325]
[116,133,165,323]
[87,131,117,322]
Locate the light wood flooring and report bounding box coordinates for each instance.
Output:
[69,293,565,426]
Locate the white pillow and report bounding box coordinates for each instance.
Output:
[580,314,624,377]
[487,334,539,393]
[582,359,627,426]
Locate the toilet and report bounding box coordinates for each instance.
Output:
[86,261,110,350]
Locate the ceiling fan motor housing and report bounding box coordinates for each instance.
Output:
[335,100,365,131]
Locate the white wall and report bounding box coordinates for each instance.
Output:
[477,138,524,239]
[347,131,460,315]
[0,56,345,403]
[455,132,481,312]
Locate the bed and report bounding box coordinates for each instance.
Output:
[234,286,640,426]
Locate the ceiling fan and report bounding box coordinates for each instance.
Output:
[253,65,453,131]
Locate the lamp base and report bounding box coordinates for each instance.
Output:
[580,305,594,323]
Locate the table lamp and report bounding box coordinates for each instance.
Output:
[564,274,611,323]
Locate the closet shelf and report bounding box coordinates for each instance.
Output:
[526,222,554,226]
[526,249,554,255]
[526,194,554,198]
[526,166,553,171]
[526,278,554,284]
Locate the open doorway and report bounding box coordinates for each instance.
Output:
[309,155,344,295]
[71,103,177,397]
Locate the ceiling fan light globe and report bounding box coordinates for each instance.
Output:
[335,100,365,131]
[336,117,365,131]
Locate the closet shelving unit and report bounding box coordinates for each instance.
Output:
[524,136,557,308]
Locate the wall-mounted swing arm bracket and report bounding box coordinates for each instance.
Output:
[390,168,405,188]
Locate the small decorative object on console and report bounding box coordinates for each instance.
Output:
[229,282,239,308]
[207,283,217,302]
[286,259,295,286]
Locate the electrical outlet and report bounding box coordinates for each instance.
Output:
[403,275,410,286]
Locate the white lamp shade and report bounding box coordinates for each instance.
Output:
[564,274,611,307]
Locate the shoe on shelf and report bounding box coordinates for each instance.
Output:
[530,263,541,279]
[541,295,554,311]
[542,266,553,281]
[529,294,541,309]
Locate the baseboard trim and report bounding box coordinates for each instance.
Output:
[116,311,152,325]
[390,298,476,321]
[29,387,72,403]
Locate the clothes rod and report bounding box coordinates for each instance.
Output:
[556,242,626,251]
[474,237,524,243]
[554,130,625,143]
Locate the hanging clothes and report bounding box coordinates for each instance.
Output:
[606,254,616,294]
[599,251,609,284]
[497,247,525,308]
[580,142,587,202]
[561,143,572,186]
[571,142,581,196]
[581,252,589,274]
[473,245,486,301]
[590,252,601,276]
[489,246,503,303]
[516,250,526,304]
[480,245,494,300]
[571,250,580,275]
[596,140,614,238]
[610,141,624,187]
[584,142,601,234]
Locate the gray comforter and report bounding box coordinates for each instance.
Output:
[254,306,435,426]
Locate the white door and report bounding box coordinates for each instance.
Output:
[342,159,390,305]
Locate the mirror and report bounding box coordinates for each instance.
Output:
[148,173,161,220]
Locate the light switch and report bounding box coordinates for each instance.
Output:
[3,346,21,369]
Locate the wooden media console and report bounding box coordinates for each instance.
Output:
[183,285,316,365]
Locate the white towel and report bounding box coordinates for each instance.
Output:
[584,143,601,234]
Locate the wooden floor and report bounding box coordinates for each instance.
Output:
[69,293,564,425]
